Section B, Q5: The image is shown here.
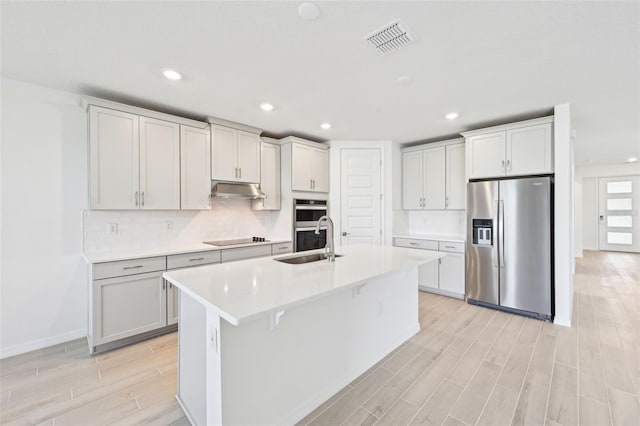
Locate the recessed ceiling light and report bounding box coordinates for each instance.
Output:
[396,76,412,85]
[298,2,320,20]
[625,156,638,163]
[320,122,331,130]
[260,103,274,112]
[162,69,182,81]
[445,112,459,120]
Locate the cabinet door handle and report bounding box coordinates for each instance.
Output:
[123,265,144,270]
[445,245,455,249]
[162,279,166,290]
[135,191,139,207]
[501,160,505,170]
[169,283,172,289]
[409,242,419,246]
[189,257,205,262]
[234,167,238,178]
[446,196,449,208]
[506,159,511,170]
[239,168,242,179]
[277,247,288,251]
[141,191,145,207]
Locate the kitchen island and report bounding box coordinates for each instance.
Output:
[163,244,444,426]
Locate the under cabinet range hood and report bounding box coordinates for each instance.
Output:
[211,182,266,199]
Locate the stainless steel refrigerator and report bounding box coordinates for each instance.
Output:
[466,176,553,320]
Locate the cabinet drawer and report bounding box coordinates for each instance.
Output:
[167,250,221,270]
[93,256,166,280]
[271,242,293,255]
[221,245,272,263]
[439,241,465,253]
[394,238,438,250]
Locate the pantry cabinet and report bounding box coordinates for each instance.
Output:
[211,124,260,184]
[464,117,553,180]
[253,141,281,210]
[402,140,464,210]
[291,143,329,192]
[180,125,211,210]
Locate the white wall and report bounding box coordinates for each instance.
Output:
[328,141,394,247]
[407,210,466,236]
[1,79,88,357]
[553,103,574,327]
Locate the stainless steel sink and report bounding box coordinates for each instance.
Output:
[275,253,343,264]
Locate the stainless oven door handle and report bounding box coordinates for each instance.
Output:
[294,206,328,210]
[295,226,328,231]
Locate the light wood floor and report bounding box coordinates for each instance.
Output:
[1,250,638,425]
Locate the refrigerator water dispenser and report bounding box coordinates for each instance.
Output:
[472,219,493,246]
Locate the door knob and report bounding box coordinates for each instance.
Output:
[342,231,350,236]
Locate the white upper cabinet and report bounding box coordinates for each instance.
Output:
[139,117,181,210]
[89,106,140,210]
[313,148,330,192]
[445,143,466,209]
[89,102,210,211]
[466,131,506,179]
[236,131,261,183]
[180,125,211,210]
[254,142,281,210]
[290,142,329,192]
[464,117,554,180]
[211,125,260,184]
[402,150,423,210]
[506,123,553,175]
[403,143,459,210]
[423,147,446,209]
[211,125,237,182]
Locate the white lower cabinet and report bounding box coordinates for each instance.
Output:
[88,242,292,352]
[166,281,179,326]
[393,237,465,299]
[438,252,465,295]
[92,270,167,346]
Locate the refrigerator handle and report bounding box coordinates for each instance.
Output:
[499,200,505,267]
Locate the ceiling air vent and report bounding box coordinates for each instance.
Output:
[363,20,414,54]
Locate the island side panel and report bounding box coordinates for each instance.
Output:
[219,267,419,425]
[177,292,222,426]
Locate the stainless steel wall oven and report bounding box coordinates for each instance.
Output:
[294,199,328,252]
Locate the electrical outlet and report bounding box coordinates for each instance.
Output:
[108,223,118,234]
[166,221,173,231]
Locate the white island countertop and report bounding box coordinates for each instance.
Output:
[163,244,444,326]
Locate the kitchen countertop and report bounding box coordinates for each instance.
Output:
[83,239,292,264]
[393,233,466,243]
[163,244,444,326]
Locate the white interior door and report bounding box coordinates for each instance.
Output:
[340,149,382,246]
[598,175,640,252]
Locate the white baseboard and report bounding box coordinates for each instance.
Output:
[0,329,87,359]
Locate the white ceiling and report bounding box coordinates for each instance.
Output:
[1,1,638,166]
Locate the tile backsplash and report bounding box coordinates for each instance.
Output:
[83,199,278,254]
[408,210,466,236]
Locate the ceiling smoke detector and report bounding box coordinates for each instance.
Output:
[363,20,415,54]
